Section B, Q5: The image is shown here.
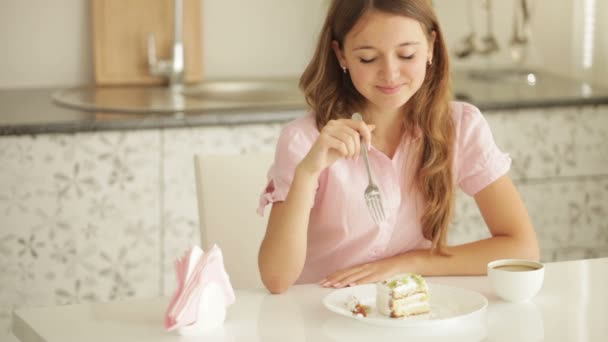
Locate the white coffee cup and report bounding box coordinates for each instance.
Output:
[487,259,544,303]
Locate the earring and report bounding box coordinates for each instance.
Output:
[342,66,347,74]
[427,59,433,66]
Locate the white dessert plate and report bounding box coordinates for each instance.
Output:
[322,283,487,327]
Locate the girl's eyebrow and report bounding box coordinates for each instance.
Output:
[352,42,420,51]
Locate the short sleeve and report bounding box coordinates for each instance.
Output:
[257,123,316,216]
[453,102,511,196]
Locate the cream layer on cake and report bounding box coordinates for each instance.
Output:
[376,273,430,318]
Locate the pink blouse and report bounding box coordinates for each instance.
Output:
[257,102,511,284]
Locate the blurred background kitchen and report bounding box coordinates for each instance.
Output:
[1,0,607,340]
[1,0,608,86]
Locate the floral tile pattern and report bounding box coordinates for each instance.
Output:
[450,105,608,257]
[1,105,607,335]
[486,106,608,181]
[0,130,161,334]
[450,178,608,260]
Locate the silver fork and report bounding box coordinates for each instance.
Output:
[351,113,386,224]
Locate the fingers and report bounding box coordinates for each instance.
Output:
[322,120,361,160]
[323,267,364,287]
[346,273,383,286]
[339,119,374,149]
[332,129,360,160]
[319,118,375,161]
[320,265,375,288]
[320,258,400,289]
[320,134,349,157]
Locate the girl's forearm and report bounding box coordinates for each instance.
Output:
[399,235,540,276]
[258,166,319,293]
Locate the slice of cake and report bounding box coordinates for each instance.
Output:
[376,273,430,318]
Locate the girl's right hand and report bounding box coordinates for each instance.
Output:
[297,118,375,178]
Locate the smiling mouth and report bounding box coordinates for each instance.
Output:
[376,85,402,94]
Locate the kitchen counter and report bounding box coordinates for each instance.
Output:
[2,68,608,136]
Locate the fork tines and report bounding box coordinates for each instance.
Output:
[365,191,386,224]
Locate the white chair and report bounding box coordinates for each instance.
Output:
[194,153,273,289]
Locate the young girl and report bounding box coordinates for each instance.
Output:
[257,0,539,294]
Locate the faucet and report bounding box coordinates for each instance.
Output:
[147,0,185,90]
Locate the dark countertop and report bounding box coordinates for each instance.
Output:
[2,68,608,136]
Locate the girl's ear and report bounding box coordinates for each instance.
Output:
[331,40,347,69]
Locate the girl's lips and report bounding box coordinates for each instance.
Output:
[376,85,402,94]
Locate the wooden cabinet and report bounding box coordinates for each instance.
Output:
[92,0,203,85]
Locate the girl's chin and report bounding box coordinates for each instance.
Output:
[368,96,411,111]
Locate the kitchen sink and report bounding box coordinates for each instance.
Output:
[52,78,305,114]
[182,79,302,103]
[467,68,538,84]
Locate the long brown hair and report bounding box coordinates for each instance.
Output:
[300,0,455,255]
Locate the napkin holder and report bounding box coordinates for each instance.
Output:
[165,244,235,336]
[177,282,227,336]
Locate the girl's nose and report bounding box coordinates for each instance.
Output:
[379,58,400,83]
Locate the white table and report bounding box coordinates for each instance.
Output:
[12,258,608,341]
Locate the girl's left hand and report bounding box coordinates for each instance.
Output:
[319,258,401,288]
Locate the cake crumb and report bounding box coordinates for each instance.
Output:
[345,295,369,317]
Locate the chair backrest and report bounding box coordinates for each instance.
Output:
[194,153,273,289]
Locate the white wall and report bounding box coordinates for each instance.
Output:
[0,0,92,88]
[202,0,327,79]
[0,0,606,88]
[0,0,327,89]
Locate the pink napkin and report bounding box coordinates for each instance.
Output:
[164,244,235,332]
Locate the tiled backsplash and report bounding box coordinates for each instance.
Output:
[1,105,608,336]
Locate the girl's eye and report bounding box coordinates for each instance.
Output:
[359,55,415,63]
[359,58,376,64]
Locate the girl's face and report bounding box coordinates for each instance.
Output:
[334,10,434,114]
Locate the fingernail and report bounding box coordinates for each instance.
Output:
[332,283,341,288]
[348,283,356,287]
